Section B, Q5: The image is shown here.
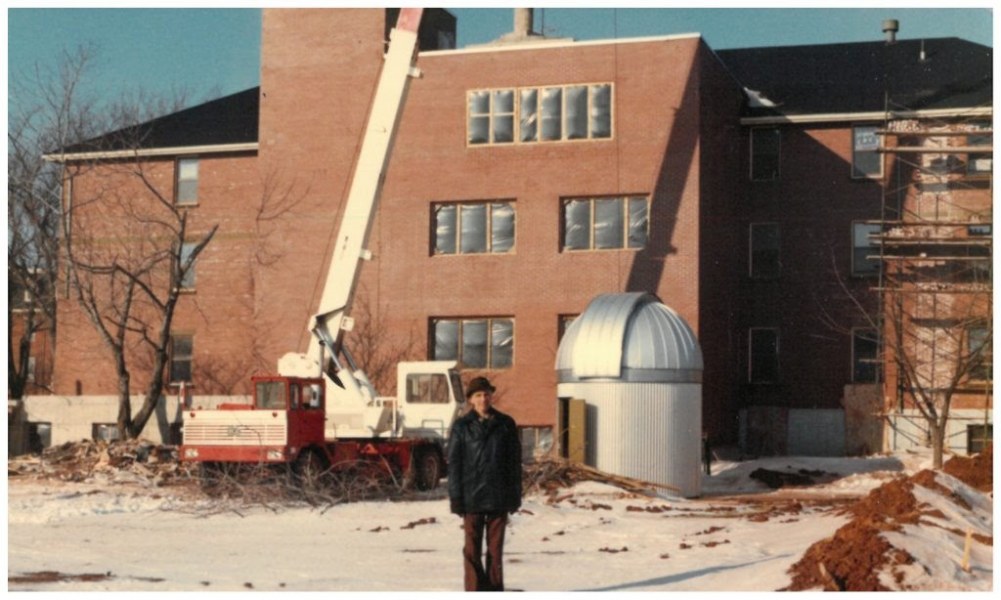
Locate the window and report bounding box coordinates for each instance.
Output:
[468,83,613,146]
[967,424,993,454]
[852,222,881,276]
[256,381,287,410]
[169,334,193,383]
[749,328,779,383]
[432,317,514,369]
[852,328,879,383]
[176,158,199,205]
[562,196,649,251]
[852,126,882,178]
[92,423,121,442]
[406,373,450,404]
[749,223,780,279]
[179,242,197,289]
[967,124,992,174]
[558,314,578,343]
[433,202,515,255]
[520,426,554,462]
[967,325,991,382]
[751,128,780,180]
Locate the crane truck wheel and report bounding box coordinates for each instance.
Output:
[293,449,329,489]
[407,447,443,492]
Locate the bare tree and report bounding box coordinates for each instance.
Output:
[7,45,106,399]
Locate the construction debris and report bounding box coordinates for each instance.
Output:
[7,439,191,487]
[523,458,681,497]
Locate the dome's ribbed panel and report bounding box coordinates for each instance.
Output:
[556,293,702,380]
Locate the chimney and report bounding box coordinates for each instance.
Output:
[882,19,899,44]
[514,8,534,37]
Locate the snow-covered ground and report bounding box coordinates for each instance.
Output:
[6,449,992,592]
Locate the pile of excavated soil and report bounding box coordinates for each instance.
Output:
[783,447,993,591]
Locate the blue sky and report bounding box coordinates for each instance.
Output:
[7,6,994,113]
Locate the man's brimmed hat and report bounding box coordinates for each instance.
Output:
[465,376,496,398]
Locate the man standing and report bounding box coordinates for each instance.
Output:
[448,376,522,592]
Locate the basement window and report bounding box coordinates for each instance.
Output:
[562,196,648,251]
[175,158,199,205]
[433,201,515,255]
[432,317,514,369]
[92,423,121,443]
[852,126,882,179]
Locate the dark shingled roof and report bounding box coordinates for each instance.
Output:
[63,38,990,154]
[716,37,992,119]
[62,87,260,154]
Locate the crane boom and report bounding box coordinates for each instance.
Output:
[307,8,423,381]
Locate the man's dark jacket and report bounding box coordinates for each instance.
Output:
[448,408,522,515]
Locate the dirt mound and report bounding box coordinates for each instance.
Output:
[783,447,993,591]
[942,444,992,492]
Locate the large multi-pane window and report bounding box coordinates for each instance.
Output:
[852,222,881,276]
[468,83,613,145]
[852,126,882,178]
[562,196,649,251]
[176,158,199,205]
[432,317,514,369]
[852,328,879,383]
[749,327,779,383]
[433,201,515,255]
[750,128,780,181]
[169,334,193,383]
[749,223,780,279]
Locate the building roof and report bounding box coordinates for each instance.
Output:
[59,87,259,156]
[58,37,991,157]
[716,37,992,119]
[556,292,703,383]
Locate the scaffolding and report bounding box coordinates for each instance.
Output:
[871,102,993,454]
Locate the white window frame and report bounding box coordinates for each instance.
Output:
[175,157,199,205]
[851,125,883,179]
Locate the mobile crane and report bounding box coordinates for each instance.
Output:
[180,9,464,491]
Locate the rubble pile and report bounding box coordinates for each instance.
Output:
[8,439,192,486]
[783,447,994,591]
[523,458,678,497]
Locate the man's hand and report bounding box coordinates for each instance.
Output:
[450,500,464,516]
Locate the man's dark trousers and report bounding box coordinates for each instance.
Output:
[462,513,507,591]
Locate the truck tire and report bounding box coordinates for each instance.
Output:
[408,447,442,492]
[294,449,328,489]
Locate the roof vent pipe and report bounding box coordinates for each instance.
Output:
[882,19,899,44]
[514,8,534,37]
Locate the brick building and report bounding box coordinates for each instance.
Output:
[38,9,991,455]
